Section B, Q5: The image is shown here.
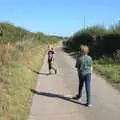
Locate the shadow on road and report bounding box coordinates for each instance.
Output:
[30,89,87,107]
[27,67,50,76]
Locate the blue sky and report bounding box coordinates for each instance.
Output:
[0,0,120,36]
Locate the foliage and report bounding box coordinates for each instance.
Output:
[0,22,59,120]
[94,64,120,90]
[0,22,60,44]
[0,42,48,120]
[64,24,120,59]
[113,49,120,64]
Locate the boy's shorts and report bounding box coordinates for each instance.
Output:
[48,60,52,69]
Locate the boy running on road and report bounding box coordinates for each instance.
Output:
[48,46,57,74]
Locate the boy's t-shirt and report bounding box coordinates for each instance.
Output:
[76,55,92,75]
[48,50,54,61]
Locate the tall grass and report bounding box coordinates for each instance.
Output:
[0,41,46,120]
[0,23,59,120]
[94,64,120,90]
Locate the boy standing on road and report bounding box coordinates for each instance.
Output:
[48,46,57,74]
[74,45,92,107]
[73,45,84,100]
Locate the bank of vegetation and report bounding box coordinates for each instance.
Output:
[0,23,60,120]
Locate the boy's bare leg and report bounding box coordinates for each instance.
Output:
[51,66,57,74]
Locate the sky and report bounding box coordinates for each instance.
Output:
[0,0,120,36]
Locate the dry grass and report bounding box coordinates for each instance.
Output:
[0,22,59,120]
[0,41,52,120]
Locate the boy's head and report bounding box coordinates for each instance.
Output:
[48,45,53,50]
[80,45,89,55]
[50,47,53,50]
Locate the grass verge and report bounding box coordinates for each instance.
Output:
[0,42,56,120]
[94,64,120,90]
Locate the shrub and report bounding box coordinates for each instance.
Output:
[113,49,120,64]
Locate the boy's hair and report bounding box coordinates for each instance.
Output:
[80,45,89,54]
[80,45,85,50]
[48,44,53,50]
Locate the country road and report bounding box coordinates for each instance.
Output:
[28,45,120,120]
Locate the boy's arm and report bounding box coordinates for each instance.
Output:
[52,51,55,61]
[89,57,93,73]
[75,55,80,68]
[75,55,78,68]
[75,60,78,68]
[91,67,93,73]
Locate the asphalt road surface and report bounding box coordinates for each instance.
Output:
[28,45,120,120]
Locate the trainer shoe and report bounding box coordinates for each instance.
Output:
[55,69,57,74]
[87,104,92,107]
[78,98,82,103]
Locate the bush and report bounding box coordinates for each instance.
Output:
[95,57,114,64]
[0,22,60,120]
[65,24,120,59]
[113,49,120,64]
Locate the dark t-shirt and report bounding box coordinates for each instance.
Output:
[48,50,54,61]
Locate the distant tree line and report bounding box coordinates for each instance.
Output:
[63,24,120,59]
[0,23,60,44]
